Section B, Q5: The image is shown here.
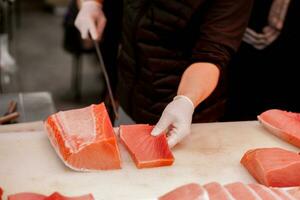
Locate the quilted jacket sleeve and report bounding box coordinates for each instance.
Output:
[191,0,253,69]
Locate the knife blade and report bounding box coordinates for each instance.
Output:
[92,40,119,119]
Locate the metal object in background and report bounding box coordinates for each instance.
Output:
[0,92,56,123]
[0,112,19,124]
[0,100,19,124]
[93,40,119,119]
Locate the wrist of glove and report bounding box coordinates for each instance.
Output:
[151,95,194,148]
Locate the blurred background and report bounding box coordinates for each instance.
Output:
[0,0,106,122]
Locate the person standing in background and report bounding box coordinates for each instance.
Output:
[75,0,253,147]
[223,0,300,121]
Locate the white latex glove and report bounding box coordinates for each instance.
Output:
[75,1,106,40]
[151,95,194,148]
[0,34,17,73]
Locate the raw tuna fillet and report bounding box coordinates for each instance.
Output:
[241,148,300,187]
[159,183,209,200]
[8,193,46,200]
[119,124,174,169]
[258,109,300,148]
[248,183,282,200]
[225,182,262,200]
[0,187,3,200]
[159,182,300,200]
[45,192,94,200]
[288,188,300,199]
[45,103,121,171]
[204,182,234,200]
[8,192,94,200]
[271,188,297,200]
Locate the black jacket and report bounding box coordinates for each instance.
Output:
[117,0,253,123]
[224,0,300,121]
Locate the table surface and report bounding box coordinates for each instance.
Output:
[0,92,56,123]
[0,121,299,200]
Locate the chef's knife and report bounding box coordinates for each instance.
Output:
[92,39,119,119]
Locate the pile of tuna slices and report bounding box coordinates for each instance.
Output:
[159,182,300,200]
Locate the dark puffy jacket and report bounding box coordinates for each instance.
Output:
[223,0,300,121]
[117,0,253,123]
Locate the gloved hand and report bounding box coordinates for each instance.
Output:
[75,1,106,40]
[151,95,194,148]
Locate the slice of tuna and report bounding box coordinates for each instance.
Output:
[288,188,300,199]
[119,124,174,169]
[8,192,94,200]
[225,182,262,200]
[204,182,234,200]
[248,183,281,200]
[271,188,297,200]
[45,192,94,200]
[241,148,300,187]
[45,103,121,171]
[0,187,3,200]
[258,109,300,148]
[159,183,209,200]
[159,182,300,200]
[8,193,46,200]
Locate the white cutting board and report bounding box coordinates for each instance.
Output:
[0,121,298,200]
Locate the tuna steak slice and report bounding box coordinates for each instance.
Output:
[271,188,297,200]
[159,183,209,200]
[204,182,235,200]
[8,193,46,200]
[0,187,3,200]
[225,182,262,200]
[241,148,300,187]
[288,188,300,199]
[45,192,94,200]
[159,182,300,200]
[8,192,94,200]
[248,183,281,200]
[258,109,300,148]
[119,124,174,169]
[45,103,121,171]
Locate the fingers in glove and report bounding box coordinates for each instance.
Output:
[151,113,173,136]
[75,17,89,39]
[88,19,99,40]
[167,126,190,148]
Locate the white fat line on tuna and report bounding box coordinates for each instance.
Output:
[244,184,263,200]
[91,104,97,138]
[220,185,236,200]
[67,105,97,153]
[54,113,75,152]
[201,188,210,200]
[258,185,281,200]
